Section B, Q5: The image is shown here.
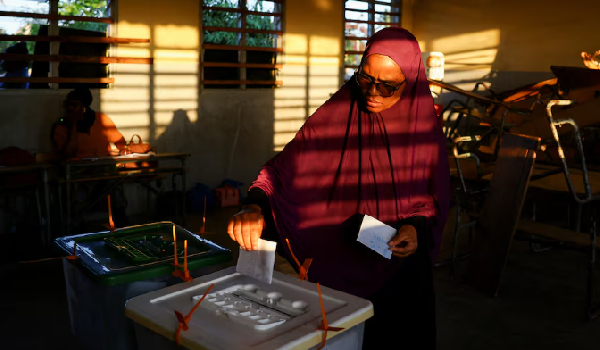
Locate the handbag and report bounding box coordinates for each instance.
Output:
[127,134,153,154]
[120,135,157,170]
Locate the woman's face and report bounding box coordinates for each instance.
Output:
[358,54,406,113]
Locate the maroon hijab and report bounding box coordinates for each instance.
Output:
[251,27,450,297]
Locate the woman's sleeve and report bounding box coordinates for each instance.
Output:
[397,216,432,249]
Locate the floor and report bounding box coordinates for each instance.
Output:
[1,206,600,350]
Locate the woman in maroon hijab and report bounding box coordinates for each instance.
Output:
[228,27,450,349]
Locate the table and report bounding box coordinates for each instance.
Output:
[59,152,190,235]
[0,163,52,245]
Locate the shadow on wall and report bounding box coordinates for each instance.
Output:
[154,92,279,193]
[154,108,194,154]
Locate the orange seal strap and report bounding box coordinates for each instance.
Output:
[298,258,313,281]
[107,195,115,232]
[285,238,312,281]
[66,241,78,261]
[316,283,344,350]
[174,283,214,346]
[172,240,192,282]
[19,241,78,264]
[172,267,193,282]
[171,225,179,267]
[200,196,207,236]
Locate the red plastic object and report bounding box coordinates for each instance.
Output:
[433,103,444,127]
[215,185,240,207]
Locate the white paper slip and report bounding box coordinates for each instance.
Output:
[236,238,277,284]
[357,214,397,259]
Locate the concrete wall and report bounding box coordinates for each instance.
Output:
[407,0,600,93]
[0,0,344,216]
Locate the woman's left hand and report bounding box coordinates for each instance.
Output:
[388,225,418,258]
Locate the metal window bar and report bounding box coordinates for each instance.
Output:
[343,0,401,78]
[0,0,115,88]
[201,1,282,88]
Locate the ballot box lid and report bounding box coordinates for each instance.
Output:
[125,266,374,350]
[55,221,231,286]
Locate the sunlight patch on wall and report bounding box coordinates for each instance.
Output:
[100,22,200,139]
[431,29,500,90]
[114,22,151,39]
[154,25,199,49]
[273,33,341,151]
[431,29,500,54]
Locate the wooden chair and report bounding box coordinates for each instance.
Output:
[516,100,600,320]
[467,132,541,298]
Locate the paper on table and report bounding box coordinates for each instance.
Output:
[236,238,277,284]
[357,215,397,259]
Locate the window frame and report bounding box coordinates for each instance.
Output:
[343,0,402,82]
[0,0,151,89]
[200,0,284,89]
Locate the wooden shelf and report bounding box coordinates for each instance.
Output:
[0,77,114,84]
[344,8,401,16]
[345,36,369,41]
[202,62,281,69]
[203,80,282,85]
[0,35,150,44]
[202,6,282,16]
[345,19,399,26]
[204,44,283,52]
[203,26,283,35]
[345,0,402,8]
[0,53,153,64]
[345,50,365,55]
[0,11,113,24]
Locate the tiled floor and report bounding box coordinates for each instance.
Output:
[1,207,600,349]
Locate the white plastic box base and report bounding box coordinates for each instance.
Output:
[62,259,228,350]
[125,266,373,350]
[133,321,365,350]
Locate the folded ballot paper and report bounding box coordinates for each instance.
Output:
[357,215,398,259]
[236,238,277,284]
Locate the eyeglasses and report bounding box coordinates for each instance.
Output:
[354,70,406,97]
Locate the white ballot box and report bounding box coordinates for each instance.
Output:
[125,266,373,350]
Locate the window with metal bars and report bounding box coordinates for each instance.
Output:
[0,0,132,89]
[201,0,283,89]
[343,0,401,82]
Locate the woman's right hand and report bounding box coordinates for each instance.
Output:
[227,204,264,251]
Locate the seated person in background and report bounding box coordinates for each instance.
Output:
[0,42,30,89]
[52,88,129,228]
[53,88,126,158]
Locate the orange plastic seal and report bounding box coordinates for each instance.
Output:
[172,240,192,282]
[316,283,344,350]
[285,238,313,281]
[174,283,214,345]
[107,195,115,232]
